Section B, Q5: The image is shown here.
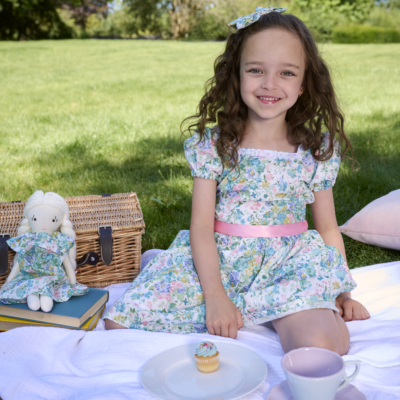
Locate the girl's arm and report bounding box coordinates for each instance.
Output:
[311,188,346,260]
[190,177,244,338]
[310,188,370,321]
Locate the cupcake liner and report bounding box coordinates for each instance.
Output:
[194,352,220,365]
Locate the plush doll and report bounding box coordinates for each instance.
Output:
[0,191,88,312]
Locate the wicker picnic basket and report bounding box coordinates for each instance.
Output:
[0,192,145,288]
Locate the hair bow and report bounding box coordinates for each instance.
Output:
[228,6,287,30]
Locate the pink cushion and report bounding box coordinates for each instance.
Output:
[339,189,400,250]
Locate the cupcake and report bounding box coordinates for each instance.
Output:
[194,342,220,373]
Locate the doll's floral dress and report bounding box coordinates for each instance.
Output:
[105,129,357,333]
[0,232,88,304]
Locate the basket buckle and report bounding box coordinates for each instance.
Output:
[98,225,113,235]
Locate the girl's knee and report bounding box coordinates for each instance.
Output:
[104,319,128,330]
[275,309,350,355]
[334,312,350,355]
[296,333,348,356]
[310,336,345,355]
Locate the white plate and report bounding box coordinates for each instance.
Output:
[140,342,268,400]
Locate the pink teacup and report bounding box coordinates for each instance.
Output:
[281,347,361,400]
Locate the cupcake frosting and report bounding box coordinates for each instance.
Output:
[195,342,218,357]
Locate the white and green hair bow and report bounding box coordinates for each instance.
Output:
[228,7,287,30]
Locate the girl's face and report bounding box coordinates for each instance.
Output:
[27,205,64,234]
[240,28,305,124]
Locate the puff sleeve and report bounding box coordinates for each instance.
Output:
[184,128,223,181]
[7,233,35,254]
[309,132,341,192]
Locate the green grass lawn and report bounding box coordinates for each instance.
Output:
[0,40,399,268]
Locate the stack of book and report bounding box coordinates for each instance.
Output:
[0,288,109,332]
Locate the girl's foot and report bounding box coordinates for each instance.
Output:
[104,318,128,330]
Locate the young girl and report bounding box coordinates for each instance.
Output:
[105,7,370,355]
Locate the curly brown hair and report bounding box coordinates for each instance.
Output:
[181,12,353,170]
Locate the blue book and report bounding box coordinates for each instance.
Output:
[0,288,109,329]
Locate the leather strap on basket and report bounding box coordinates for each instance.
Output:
[77,251,99,268]
[99,226,113,265]
[0,234,11,275]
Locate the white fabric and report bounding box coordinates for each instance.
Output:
[0,261,399,400]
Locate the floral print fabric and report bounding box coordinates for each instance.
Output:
[104,129,356,332]
[228,7,287,30]
[0,232,88,304]
[185,129,341,225]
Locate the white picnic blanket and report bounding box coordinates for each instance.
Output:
[0,261,399,400]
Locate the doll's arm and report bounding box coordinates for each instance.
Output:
[4,255,20,284]
[63,254,77,285]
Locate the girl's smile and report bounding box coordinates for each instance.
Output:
[257,96,282,104]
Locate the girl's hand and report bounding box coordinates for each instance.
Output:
[205,291,244,339]
[336,293,370,322]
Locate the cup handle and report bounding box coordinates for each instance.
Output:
[337,360,361,391]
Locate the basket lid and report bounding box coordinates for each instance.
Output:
[0,192,145,237]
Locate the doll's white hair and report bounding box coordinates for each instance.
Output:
[17,191,77,269]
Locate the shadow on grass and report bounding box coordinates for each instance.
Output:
[35,134,193,251]
[52,134,188,189]
[35,118,400,267]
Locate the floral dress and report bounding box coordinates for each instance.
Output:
[0,231,88,304]
[104,129,357,333]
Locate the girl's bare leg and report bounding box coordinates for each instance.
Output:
[104,319,128,330]
[271,309,350,355]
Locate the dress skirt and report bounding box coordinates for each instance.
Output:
[0,232,88,304]
[104,229,357,333]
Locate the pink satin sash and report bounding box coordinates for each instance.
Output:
[214,219,308,238]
